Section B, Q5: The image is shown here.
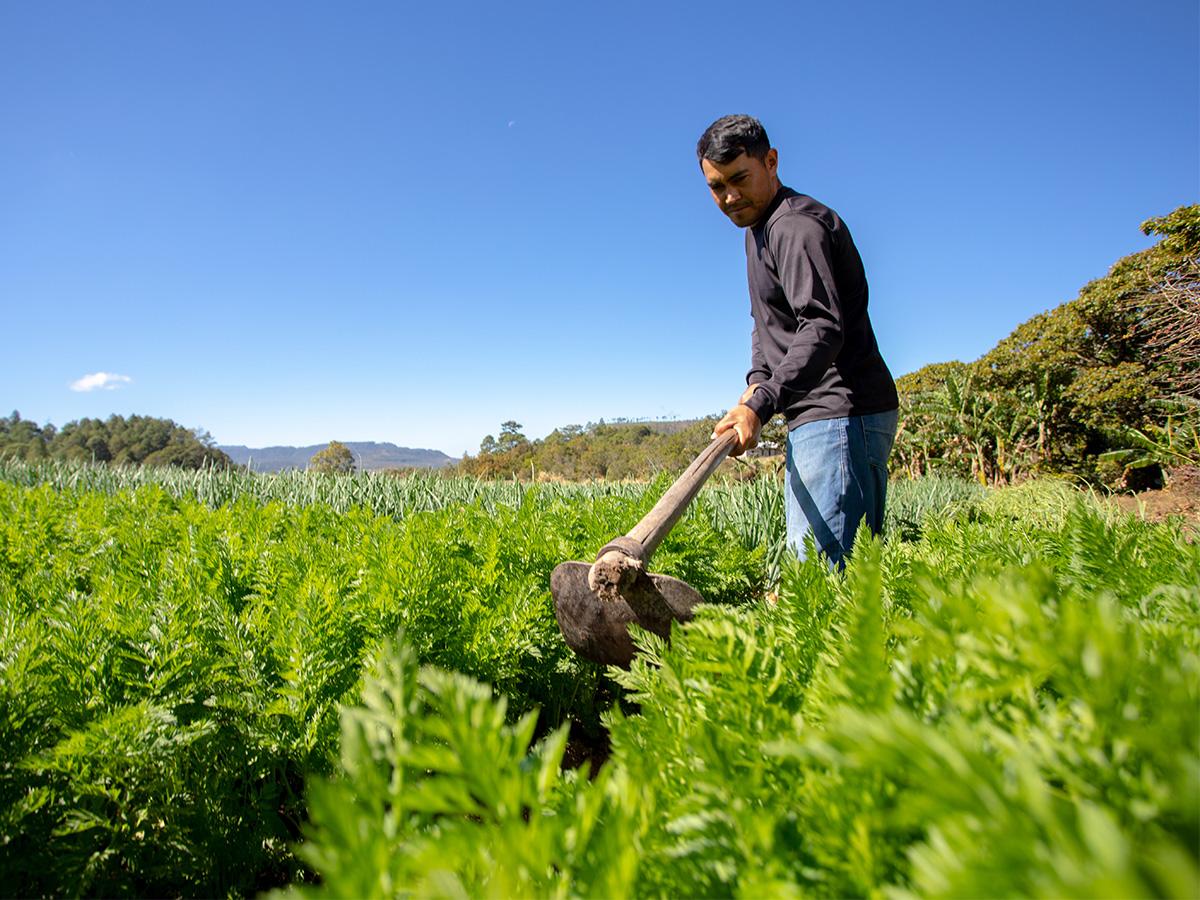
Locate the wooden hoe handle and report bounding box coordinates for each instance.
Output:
[587,430,739,601]
[628,429,740,558]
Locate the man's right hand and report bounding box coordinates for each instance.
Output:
[713,403,762,456]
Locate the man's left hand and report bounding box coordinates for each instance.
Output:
[714,404,762,456]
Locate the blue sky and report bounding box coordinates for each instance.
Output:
[2,1,1196,457]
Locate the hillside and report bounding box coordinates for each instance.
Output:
[220,441,455,472]
[893,205,1198,487]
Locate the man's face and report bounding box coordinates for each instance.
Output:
[700,148,780,228]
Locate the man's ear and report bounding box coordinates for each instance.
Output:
[765,147,779,175]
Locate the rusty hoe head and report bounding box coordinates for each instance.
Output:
[550,431,739,668]
[551,537,701,668]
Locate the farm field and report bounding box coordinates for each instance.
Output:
[0,460,1197,898]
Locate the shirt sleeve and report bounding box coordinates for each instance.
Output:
[743,214,845,423]
[747,320,771,386]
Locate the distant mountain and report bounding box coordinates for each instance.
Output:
[219,441,456,473]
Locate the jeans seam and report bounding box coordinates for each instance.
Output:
[839,421,849,527]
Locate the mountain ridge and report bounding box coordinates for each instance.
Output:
[219,441,455,473]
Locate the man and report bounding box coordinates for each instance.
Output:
[702,114,899,568]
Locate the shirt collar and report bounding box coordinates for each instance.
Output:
[750,185,793,231]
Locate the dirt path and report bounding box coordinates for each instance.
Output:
[1108,466,1200,532]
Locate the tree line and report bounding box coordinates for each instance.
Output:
[892,205,1198,487]
[8,207,1192,486]
[462,205,1198,488]
[450,417,787,481]
[0,413,233,469]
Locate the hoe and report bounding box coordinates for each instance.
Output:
[551,430,739,667]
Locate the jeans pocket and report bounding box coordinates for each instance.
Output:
[863,411,898,467]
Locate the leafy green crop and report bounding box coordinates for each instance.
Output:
[0,477,762,895]
[291,483,1199,898]
[2,462,1195,898]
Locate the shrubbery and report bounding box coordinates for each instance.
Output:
[894,206,1200,487]
[0,412,232,469]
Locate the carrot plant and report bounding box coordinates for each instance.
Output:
[290,483,1199,898]
[5,461,1192,897]
[0,477,762,895]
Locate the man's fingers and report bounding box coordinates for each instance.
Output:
[725,422,747,456]
[715,405,760,454]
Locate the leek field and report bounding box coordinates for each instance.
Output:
[0,459,1197,898]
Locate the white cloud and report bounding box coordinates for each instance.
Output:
[70,372,133,392]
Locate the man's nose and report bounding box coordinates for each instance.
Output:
[725,188,741,205]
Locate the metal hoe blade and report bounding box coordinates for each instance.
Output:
[550,431,740,668]
[549,427,734,667]
[551,561,702,668]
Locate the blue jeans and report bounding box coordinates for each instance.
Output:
[784,409,898,568]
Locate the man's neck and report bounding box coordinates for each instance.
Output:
[748,183,788,229]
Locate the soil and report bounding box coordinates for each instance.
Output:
[1108,466,1200,532]
[561,720,611,776]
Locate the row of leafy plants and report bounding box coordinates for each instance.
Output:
[3,461,1192,896]
[289,482,1200,898]
[0,471,770,896]
[0,457,979,585]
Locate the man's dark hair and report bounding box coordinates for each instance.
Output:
[696,114,771,164]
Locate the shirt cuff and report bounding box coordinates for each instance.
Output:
[743,385,776,423]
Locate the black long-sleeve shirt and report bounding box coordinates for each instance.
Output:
[740,187,898,429]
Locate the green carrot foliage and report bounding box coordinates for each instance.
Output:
[291,483,1199,899]
[1,462,1196,898]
